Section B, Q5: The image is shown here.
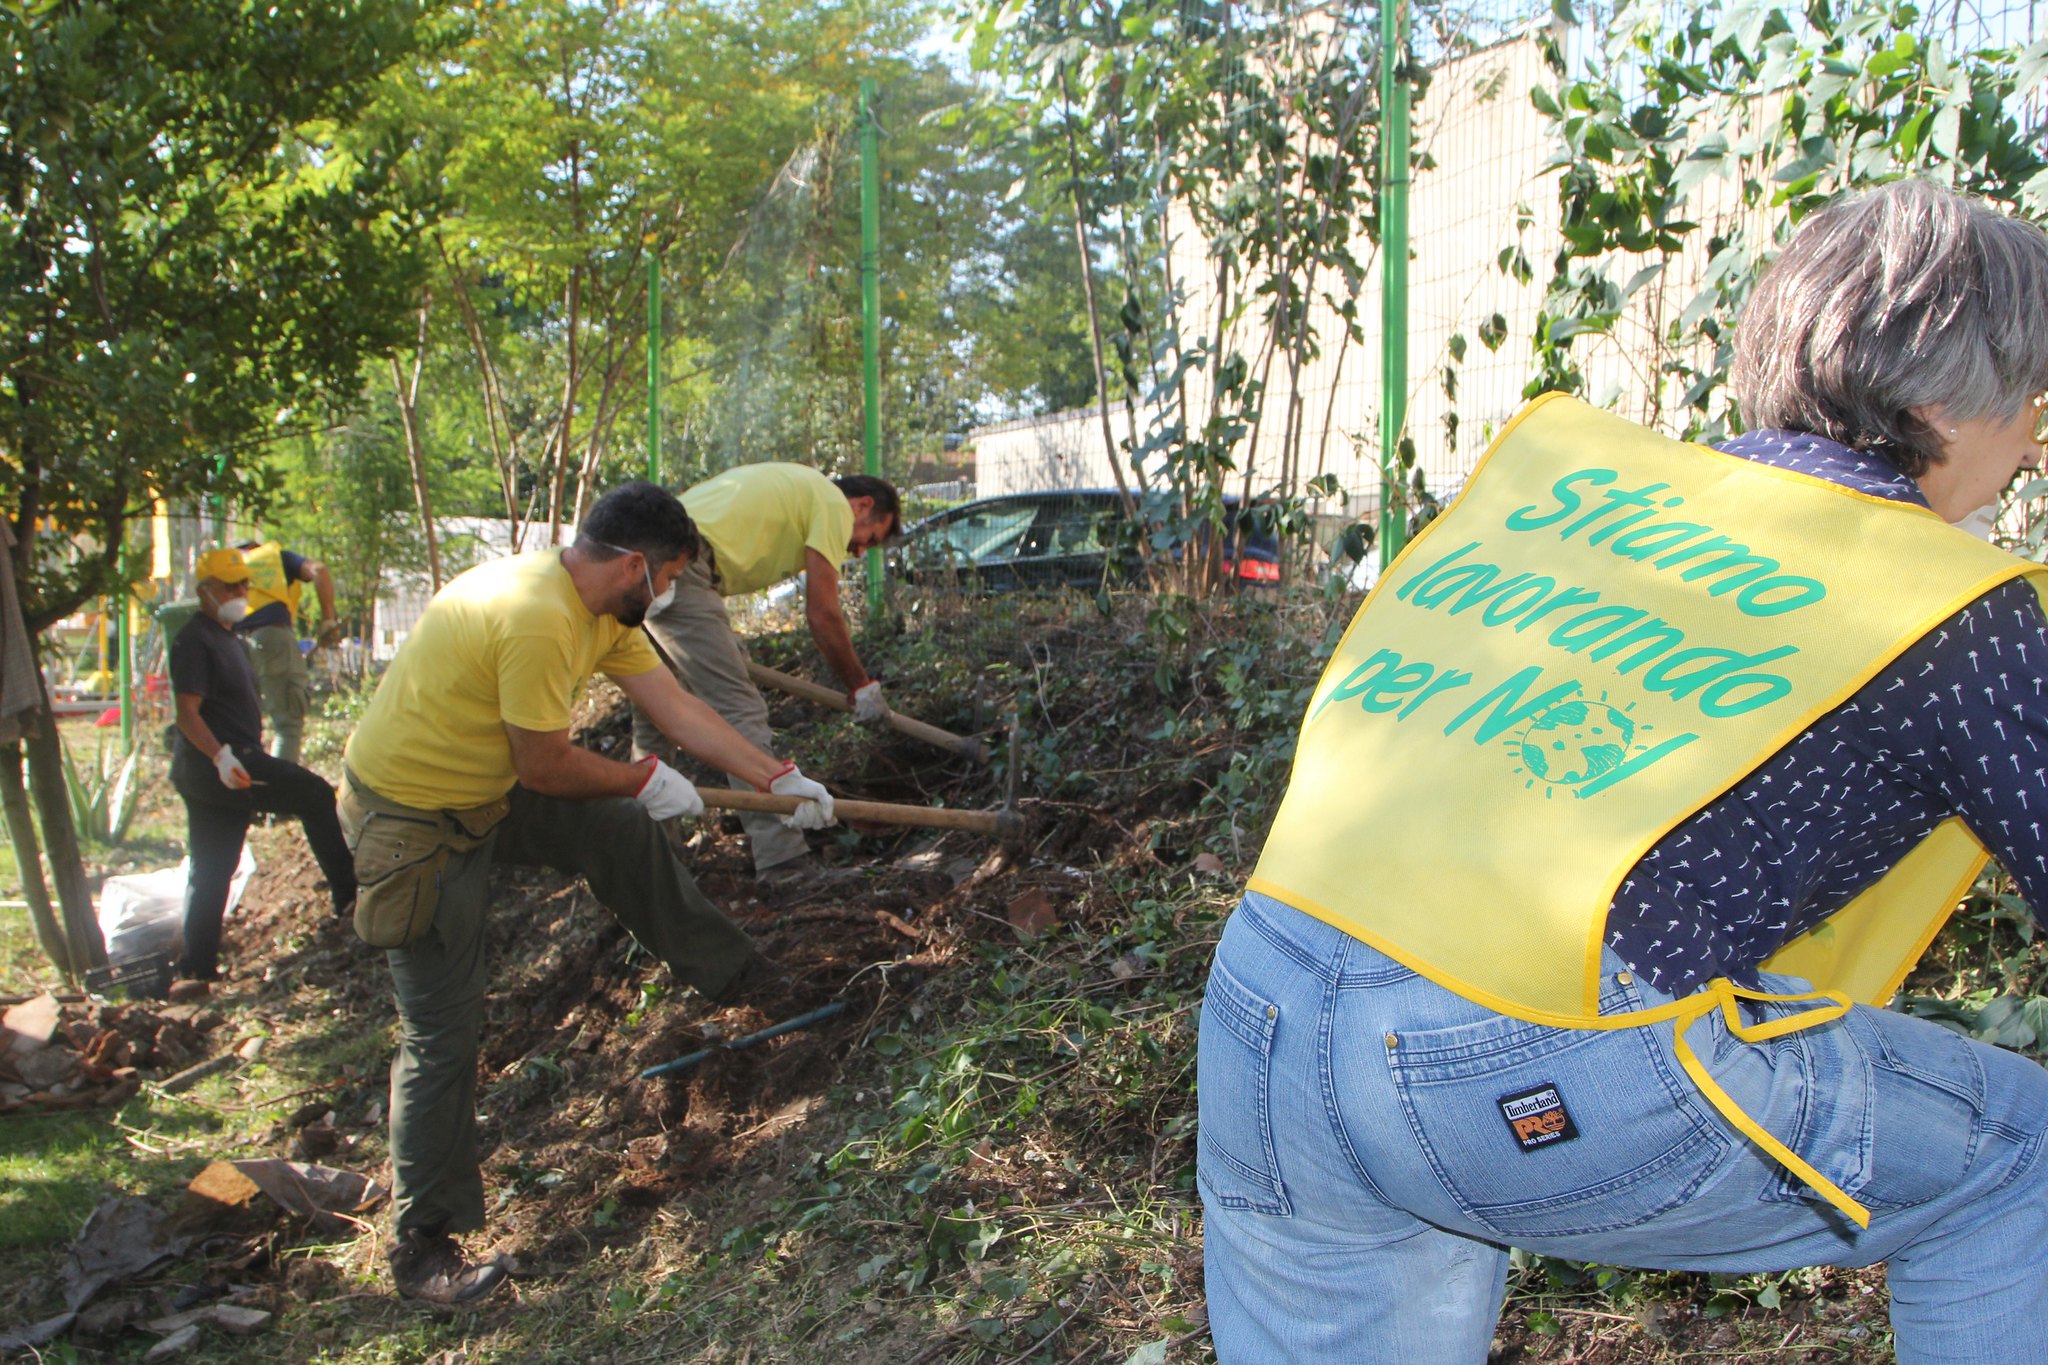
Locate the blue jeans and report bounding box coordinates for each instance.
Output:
[1197,892,2048,1364]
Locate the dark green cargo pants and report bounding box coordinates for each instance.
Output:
[382,784,755,1237]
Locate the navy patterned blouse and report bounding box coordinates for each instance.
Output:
[1604,429,2048,996]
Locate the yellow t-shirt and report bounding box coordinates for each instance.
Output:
[344,550,658,809]
[681,463,855,597]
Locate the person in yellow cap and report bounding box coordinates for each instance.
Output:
[167,548,356,994]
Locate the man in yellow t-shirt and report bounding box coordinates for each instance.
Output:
[339,481,835,1307]
[632,466,900,882]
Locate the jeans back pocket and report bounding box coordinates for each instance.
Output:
[1386,1007,1727,1240]
[1197,958,1292,1217]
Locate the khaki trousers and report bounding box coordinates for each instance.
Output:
[245,623,310,764]
[632,557,809,873]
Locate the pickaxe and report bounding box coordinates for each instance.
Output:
[698,787,1028,852]
[746,661,988,764]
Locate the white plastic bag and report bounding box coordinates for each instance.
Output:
[97,846,256,963]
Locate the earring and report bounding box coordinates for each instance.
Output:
[1949,427,1958,436]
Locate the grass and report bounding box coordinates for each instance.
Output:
[0,1098,233,1248]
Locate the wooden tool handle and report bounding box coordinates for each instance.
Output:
[747,661,988,763]
[698,787,1019,839]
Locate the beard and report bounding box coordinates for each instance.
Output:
[615,585,654,628]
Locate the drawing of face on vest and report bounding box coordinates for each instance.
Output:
[1512,696,1641,794]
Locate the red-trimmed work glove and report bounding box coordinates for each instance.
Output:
[634,757,704,820]
[765,762,835,830]
[849,680,889,725]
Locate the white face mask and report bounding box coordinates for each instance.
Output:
[1954,502,2002,541]
[643,565,676,614]
[209,591,250,624]
[591,539,677,617]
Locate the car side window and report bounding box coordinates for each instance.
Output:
[1043,503,1113,555]
[930,504,1038,563]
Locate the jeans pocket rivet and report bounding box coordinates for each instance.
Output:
[1616,971,1634,986]
[1265,1005,1277,1021]
[1384,1032,1399,1049]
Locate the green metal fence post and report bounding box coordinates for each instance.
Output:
[647,254,662,482]
[117,550,133,751]
[860,77,884,621]
[1377,0,1411,571]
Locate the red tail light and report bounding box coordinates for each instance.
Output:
[1236,558,1281,582]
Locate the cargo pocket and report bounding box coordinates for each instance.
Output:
[1196,959,1291,1217]
[348,812,451,950]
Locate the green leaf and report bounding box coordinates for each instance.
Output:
[1773,137,1835,184]
[1122,1344,1170,1365]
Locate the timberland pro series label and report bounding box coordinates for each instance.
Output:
[1498,1083,1578,1152]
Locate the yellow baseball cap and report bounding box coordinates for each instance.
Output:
[194,547,252,585]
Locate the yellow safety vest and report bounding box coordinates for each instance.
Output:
[242,542,303,621]
[1251,394,2048,1226]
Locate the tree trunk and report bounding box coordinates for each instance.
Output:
[22,689,102,975]
[0,735,72,977]
[1057,64,1141,528]
[440,244,525,544]
[389,293,443,590]
[573,343,633,523]
[549,259,584,544]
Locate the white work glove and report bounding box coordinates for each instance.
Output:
[214,745,252,791]
[849,680,889,725]
[768,762,836,830]
[634,758,704,820]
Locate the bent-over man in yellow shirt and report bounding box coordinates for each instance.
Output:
[341,481,835,1306]
[631,465,899,883]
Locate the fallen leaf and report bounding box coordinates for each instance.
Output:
[228,1159,387,1232]
[1006,889,1057,939]
[1191,853,1226,875]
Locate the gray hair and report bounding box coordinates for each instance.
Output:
[1730,179,2048,478]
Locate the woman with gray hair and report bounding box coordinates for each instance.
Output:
[1197,177,2048,1363]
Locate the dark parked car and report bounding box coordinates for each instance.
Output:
[895,490,1282,593]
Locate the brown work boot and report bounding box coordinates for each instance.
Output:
[388,1228,511,1306]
